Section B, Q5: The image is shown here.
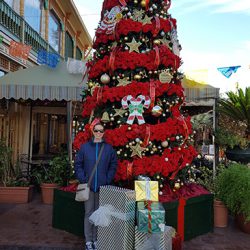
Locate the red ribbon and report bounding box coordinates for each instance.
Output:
[177,197,186,241]
[109,47,119,74]
[149,81,156,109]
[97,87,103,104]
[142,125,151,147]
[144,200,153,233]
[119,0,127,6]
[90,118,101,132]
[127,162,133,179]
[145,0,150,10]
[153,16,161,37]
[154,46,160,68]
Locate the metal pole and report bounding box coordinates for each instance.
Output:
[66,101,72,163]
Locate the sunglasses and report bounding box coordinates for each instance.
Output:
[93,129,104,133]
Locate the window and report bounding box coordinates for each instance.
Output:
[24,0,43,33]
[65,31,73,60]
[76,47,82,60]
[49,10,61,53]
[0,70,6,78]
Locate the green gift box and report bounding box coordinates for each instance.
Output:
[52,189,84,237]
[137,201,165,233]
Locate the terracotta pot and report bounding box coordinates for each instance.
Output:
[235,213,250,234]
[214,199,228,227]
[40,183,59,204]
[0,185,33,204]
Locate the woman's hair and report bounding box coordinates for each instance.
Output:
[93,122,104,130]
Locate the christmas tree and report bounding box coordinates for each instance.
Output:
[74,0,197,201]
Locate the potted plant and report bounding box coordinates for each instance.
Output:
[195,163,228,227]
[216,87,250,163]
[215,162,250,233]
[33,151,70,204]
[0,139,33,203]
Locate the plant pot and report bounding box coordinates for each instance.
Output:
[0,185,34,204]
[40,183,59,204]
[214,199,228,227]
[225,147,250,163]
[235,213,250,234]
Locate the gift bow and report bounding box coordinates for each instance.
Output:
[89,205,134,227]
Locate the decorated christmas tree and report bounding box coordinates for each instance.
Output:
[74,0,198,202]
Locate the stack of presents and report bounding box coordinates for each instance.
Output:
[53,180,213,250]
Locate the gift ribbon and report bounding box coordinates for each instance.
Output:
[89,204,134,227]
[144,200,153,233]
[177,197,186,241]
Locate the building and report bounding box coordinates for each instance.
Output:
[0,0,92,163]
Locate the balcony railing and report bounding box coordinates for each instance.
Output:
[0,0,57,54]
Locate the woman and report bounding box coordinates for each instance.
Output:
[74,123,118,250]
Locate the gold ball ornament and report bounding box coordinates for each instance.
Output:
[174,182,181,190]
[153,39,161,45]
[141,0,146,7]
[161,141,168,147]
[100,73,110,84]
[88,81,94,88]
[151,105,163,117]
[134,74,142,80]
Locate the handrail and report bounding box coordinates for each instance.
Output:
[0,0,58,55]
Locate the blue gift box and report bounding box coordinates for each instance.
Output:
[137,201,165,233]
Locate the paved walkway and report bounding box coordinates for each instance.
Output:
[0,193,250,250]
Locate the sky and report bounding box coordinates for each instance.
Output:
[74,0,250,94]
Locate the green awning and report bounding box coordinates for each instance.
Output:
[0,61,86,101]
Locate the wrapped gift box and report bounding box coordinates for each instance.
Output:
[135,225,174,250]
[163,194,214,240]
[97,185,136,250]
[52,189,84,237]
[137,201,165,233]
[135,181,159,201]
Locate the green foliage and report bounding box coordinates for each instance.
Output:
[0,139,29,187]
[218,87,250,138]
[195,164,226,196]
[33,152,70,186]
[215,127,249,150]
[215,163,250,222]
[190,111,213,130]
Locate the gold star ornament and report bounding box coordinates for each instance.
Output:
[141,15,153,25]
[117,77,131,86]
[126,38,142,53]
[113,108,127,117]
[130,142,146,158]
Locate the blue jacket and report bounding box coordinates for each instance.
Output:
[74,140,118,192]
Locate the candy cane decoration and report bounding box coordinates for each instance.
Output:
[121,95,151,125]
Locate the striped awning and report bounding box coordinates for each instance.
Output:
[0,61,86,101]
[0,64,219,103]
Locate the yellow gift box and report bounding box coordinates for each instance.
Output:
[135,180,159,201]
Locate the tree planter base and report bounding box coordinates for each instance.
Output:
[214,199,228,227]
[41,183,59,204]
[225,147,250,163]
[235,214,250,234]
[0,186,33,203]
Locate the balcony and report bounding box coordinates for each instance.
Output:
[0,0,57,54]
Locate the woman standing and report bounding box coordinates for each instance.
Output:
[74,123,118,250]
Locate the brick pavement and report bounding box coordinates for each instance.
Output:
[0,193,250,250]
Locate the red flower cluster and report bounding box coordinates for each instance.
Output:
[115,145,197,181]
[94,17,176,48]
[82,80,184,117]
[88,45,180,79]
[74,113,193,149]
